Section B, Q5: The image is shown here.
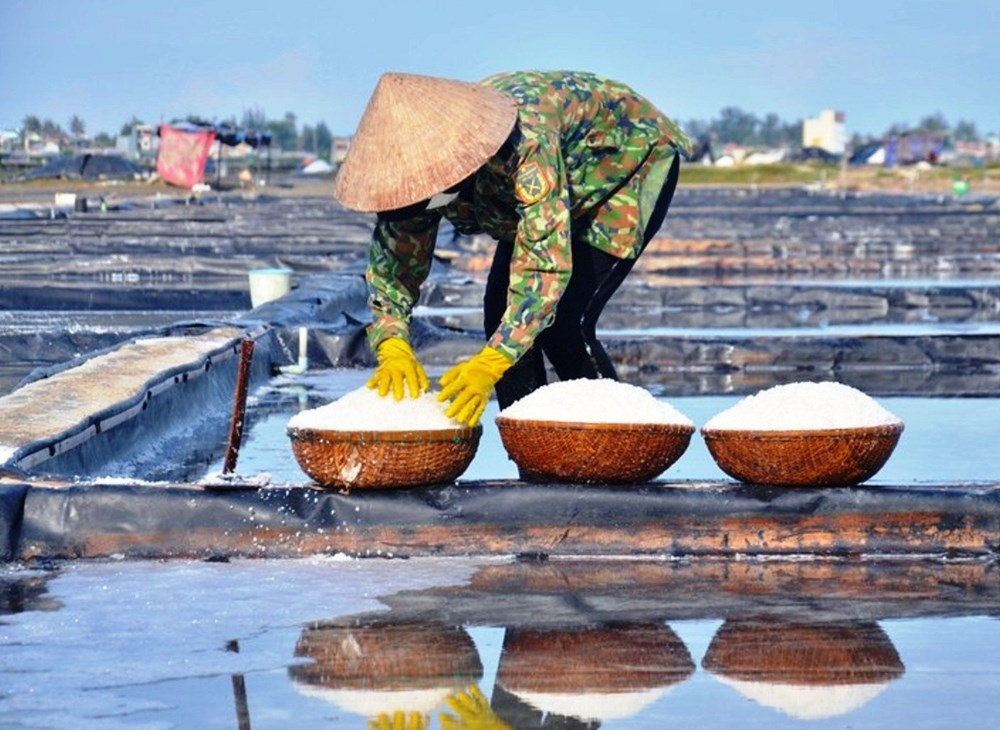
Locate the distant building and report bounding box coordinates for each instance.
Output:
[331,137,351,164]
[22,132,60,156]
[0,130,19,153]
[802,110,846,155]
[116,124,158,160]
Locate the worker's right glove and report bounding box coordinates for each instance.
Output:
[438,347,513,427]
[439,685,511,730]
[367,337,429,400]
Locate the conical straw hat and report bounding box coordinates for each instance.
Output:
[334,72,518,212]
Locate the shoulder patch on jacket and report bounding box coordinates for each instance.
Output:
[514,161,551,205]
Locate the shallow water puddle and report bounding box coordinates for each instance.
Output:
[2,557,999,729]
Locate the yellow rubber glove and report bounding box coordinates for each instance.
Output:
[367,337,430,400]
[438,347,513,426]
[368,711,428,730]
[439,685,511,730]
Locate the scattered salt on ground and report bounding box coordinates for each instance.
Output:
[287,386,459,431]
[703,381,903,431]
[500,378,694,426]
[200,472,274,488]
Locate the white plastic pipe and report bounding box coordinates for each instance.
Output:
[279,327,309,375]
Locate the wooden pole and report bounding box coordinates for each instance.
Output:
[223,338,255,475]
[215,137,223,189]
[226,640,252,730]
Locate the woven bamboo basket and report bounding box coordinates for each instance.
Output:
[700,423,903,487]
[702,619,904,686]
[495,417,694,484]
[287,425,481,489]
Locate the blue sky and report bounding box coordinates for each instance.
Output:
[2,0,996,139]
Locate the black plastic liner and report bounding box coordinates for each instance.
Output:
[32,334,275,482]
[0,483,28,561]
[9,479,1000,562]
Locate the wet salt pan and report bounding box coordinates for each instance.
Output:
[704,381,902,431]
[288,387,459,431]
[500,379,694,426]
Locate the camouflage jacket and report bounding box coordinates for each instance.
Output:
[366,70,690,362]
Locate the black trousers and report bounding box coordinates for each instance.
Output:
[484,153,680,410]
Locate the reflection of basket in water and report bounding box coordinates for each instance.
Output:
[701,424,903,487]
[289,621,483,691]
[495,418,694,483]
[287,426,481,489]
[703,620,904,686]
[498,625,694,693]
[702,619,905,720]
[497,625,694,722]
[288,621,483,716]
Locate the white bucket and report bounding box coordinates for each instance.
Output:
[248,268,293,308]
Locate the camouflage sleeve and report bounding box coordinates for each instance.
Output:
[366,212,441,350]
[487,131,572,362]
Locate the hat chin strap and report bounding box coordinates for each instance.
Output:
[426,191,459,209]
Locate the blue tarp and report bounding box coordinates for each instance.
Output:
[164,123,272,149]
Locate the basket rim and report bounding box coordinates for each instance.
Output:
[495,416,695,434]
[287,424,482,444]
[700,422,904,440]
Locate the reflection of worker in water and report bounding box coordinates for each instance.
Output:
[334,71,689,425]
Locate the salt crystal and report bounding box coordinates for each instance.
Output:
[500,378,694,426]
[287,387,459,431]
[703,381,902,431]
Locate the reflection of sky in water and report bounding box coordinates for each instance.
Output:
[218,369,1000,485]
[2,559,999,728]
[599,322,1000,337]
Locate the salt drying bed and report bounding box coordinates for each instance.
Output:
[1,266,999,561]
[2,187,1000,728]
[1,188,998,560]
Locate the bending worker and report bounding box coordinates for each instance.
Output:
[334,70,689,426]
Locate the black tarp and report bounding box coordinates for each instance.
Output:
[22,153,142,181]
[0,483,28,561]
[12,480,1000,562]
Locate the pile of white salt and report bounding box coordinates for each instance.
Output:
[703,381,902,431]
[287,387,459,431]
[500,379,694,426]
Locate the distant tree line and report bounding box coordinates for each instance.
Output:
[16,108,335,160]
[684,108,987,149]
[685,108,803,148]
[15,107,993,157]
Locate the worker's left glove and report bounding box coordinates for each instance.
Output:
[438,347,513,427]
[368,711,428,730]
[439,685,511,730]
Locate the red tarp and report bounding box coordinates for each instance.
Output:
[156,124,215,188]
